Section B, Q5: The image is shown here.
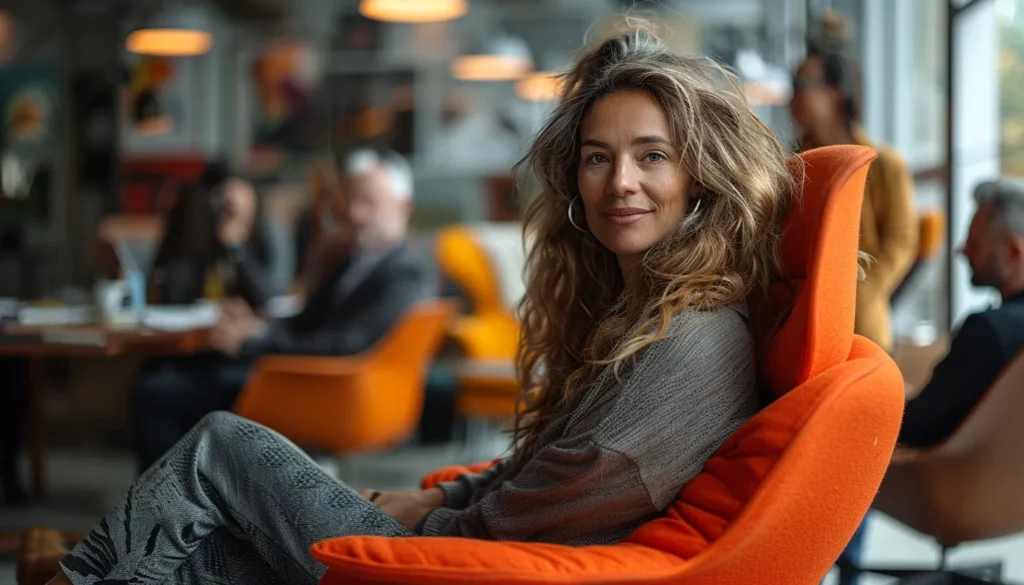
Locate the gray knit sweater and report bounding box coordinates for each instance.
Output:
[417,302,757,545]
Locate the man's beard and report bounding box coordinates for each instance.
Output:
[970,256,1003,289]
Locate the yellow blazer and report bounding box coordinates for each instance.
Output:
[852,129,919,352]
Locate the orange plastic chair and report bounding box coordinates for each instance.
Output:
[312,146,905,585]
[435,226,520,360]
[435,226,522,419]
[233,300,456,454]
[891,209,946,306]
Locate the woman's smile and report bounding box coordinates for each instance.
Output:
[601,207,654,225]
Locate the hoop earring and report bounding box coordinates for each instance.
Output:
[691,197,702,215]
[567,196,588,233]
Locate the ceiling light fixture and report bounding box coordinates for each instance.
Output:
[452,34,533,81]
[126,4,213,57]
[515,72,564,102]
[359,0,468,23]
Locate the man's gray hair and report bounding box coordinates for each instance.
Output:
[342,148,413,201]
[975,178,1024,237]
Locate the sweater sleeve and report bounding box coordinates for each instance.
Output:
[435,460,509,510]
[417,306,756,544]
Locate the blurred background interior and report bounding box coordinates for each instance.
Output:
[0,0,1022,583]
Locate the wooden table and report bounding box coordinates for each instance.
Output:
[892,335,950,398]
[0,323,210,497]
[456,359,519,419]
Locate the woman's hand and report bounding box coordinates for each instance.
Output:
[217,178,257,247]
[209,299,265,356]
[360,488,444,530]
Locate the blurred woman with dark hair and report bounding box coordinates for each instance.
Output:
[134,161,293,472]
[791,10,918,355]
[790,12,918,584]
[150,160,293,310]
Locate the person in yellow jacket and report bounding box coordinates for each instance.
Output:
[791,11,918,355]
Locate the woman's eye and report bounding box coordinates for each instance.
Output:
[585,153,608,165]
[644,152,666,163]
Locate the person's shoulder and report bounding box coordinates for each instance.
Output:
[863,137,909,177]
[386,242,429,267]
[387,242,438,283]
[874,146,909,174]
[966,304,1024,339]
[642,301,754,368]
[663,300,751,340]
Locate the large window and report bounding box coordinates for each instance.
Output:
[999,0,1024,177]
[868,0,950,341]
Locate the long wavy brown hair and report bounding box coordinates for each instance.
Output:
[510,26,798,471]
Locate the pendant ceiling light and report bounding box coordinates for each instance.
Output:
[452,34,533,81]
[514,56,568,101]
[0,10,14,63]
[515,72,565,102]
[126,3,213,57]
[359,0,468,23]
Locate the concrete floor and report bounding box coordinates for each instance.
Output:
[2,439,1022,585]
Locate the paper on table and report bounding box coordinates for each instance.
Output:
[18,306,95,326]
[143,304,221,332]
[267,294,304,319]
[0,298,20,318]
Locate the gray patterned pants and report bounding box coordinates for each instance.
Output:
[60,411,414,584]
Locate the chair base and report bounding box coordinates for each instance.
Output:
[855,563,1012,584]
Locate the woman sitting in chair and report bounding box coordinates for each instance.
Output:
[49,26,795,585]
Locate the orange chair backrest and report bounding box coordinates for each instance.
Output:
[875,349,1024,544]
[752,145,879,397]
[436,226,508,317]
[917,210,946,261]
[235,300,456,453]
[368,299,457,373]
[435,225,521,359]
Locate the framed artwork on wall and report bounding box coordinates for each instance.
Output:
[487,175,520,222]
[323,70,416,157]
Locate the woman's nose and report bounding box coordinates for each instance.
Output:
[609,160,640,196]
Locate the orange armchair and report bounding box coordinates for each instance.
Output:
[435,226,523,423]
[311,146,905,585]
[435,225,520,360]
[233,300,456,454]
[864,350,1024,582]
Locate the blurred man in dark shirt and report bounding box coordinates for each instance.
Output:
[900,179,1024,447]
[133,150,436,470]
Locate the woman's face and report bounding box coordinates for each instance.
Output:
[222,178,258,226]
[577,90,694,277]
[790,56,841,137]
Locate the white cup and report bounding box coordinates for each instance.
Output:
[94,279,131,324]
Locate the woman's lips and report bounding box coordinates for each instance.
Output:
[601,208,652,225]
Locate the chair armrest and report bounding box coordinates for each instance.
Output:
[420,461,499,489]
[313,537,684,585]
[252,354,368,377]
[448,315,518,360]
[889,447,925,465]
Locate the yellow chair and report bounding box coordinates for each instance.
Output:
[435,226,521,419]
[891,209,946,306]
[233,300,456,454]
